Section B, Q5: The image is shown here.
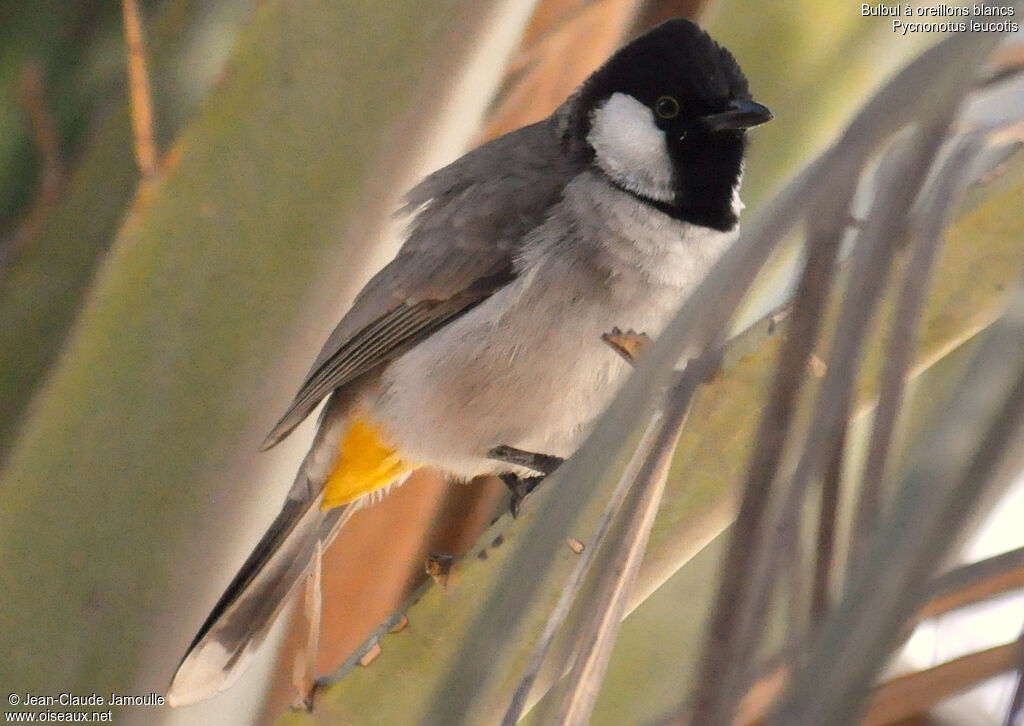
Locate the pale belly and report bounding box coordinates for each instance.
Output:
[358,175,736,480]
[369,261,689,479]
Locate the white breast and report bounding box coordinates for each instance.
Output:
[370,176,736,479]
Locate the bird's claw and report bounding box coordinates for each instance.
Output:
[601,327,651,366]
[500,473,546,518]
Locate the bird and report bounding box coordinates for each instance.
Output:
[167,17,771,705]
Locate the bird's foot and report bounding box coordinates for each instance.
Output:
[488,444,563,476]
[601,327,651,366]
[499,473,548,518]
[489,445,565,517]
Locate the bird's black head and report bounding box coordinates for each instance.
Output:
[562,19,771,232]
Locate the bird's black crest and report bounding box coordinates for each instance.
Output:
[556,19,761,231]
[563,19,752,150]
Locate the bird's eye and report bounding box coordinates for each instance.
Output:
[654,95,680,119]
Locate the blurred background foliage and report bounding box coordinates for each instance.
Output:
[0,1,1021,725]
[0,0,259,459]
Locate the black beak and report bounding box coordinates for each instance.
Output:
[699,99,773,132]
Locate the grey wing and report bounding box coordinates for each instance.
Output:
[261,119,577,449]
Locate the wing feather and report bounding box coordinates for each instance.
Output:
[261,118,579,449]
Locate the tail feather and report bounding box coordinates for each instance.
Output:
[167,474,352,706]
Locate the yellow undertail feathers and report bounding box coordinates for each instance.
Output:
[322,419,413,510]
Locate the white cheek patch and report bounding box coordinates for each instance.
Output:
[587,93,675,203]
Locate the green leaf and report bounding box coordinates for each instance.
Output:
[0,0,258,460]
[0,0,470,716]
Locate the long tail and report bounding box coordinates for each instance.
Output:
[166,469,353,706]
